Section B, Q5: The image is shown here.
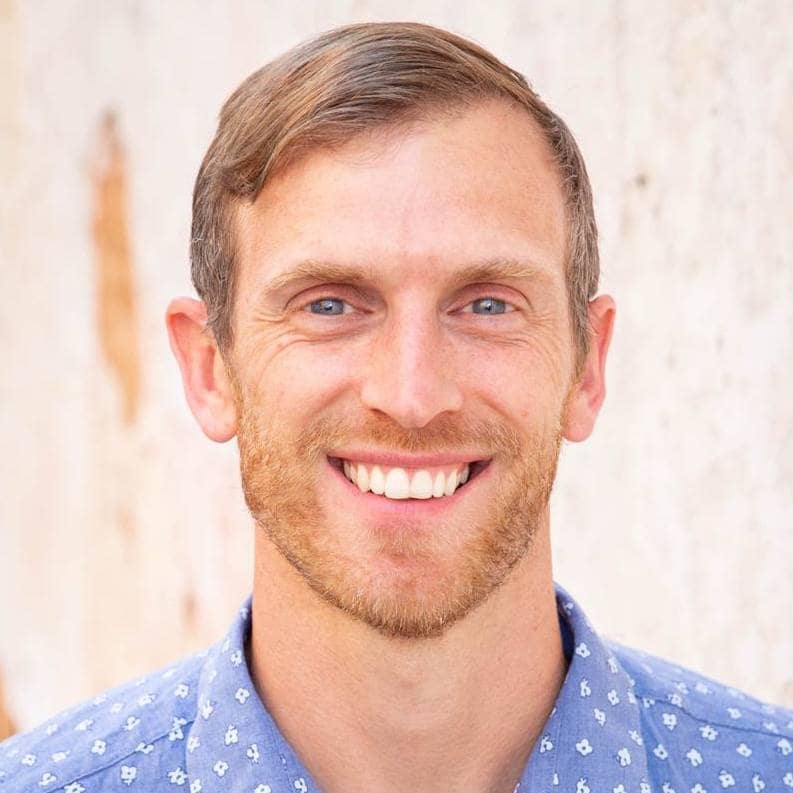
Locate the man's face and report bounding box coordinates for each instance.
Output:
[228,100,576,639]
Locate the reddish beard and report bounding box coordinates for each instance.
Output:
[236,399,564,640]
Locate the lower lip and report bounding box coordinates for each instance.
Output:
[326,457,491,519]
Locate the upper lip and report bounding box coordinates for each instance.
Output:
[328,450,489,468]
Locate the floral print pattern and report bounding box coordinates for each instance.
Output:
[1,585,791,791]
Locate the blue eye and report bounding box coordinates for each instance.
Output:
[308,298,347,315]
[470,297,508,315]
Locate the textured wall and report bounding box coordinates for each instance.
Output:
[1,1,791,736]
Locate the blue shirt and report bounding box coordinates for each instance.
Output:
[2,585,792,792]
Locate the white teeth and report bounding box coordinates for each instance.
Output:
[409,470,434,499]
[356,464,369,493]
[384,468,411,499]
[340,460,473,500]
[369,465,385,495]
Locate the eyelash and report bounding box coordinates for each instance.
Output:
[301,295,518,317]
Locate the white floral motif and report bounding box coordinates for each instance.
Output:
[235,687,251,704]
[225,724,239,745]
[575,779,590,793]
[717,770,735,788]
[169,716,188,741]
[653,743,668,760]
[168,766,188,785]
[174,684,190,699]
[580,679,591,697]
[247,743,261,762]
[74,718,93,731]
[616,747,631,766]
[607,689,620,706]
[123,716,141,731]
[50,751,68,762]
[213,760,229,777]
[254,786,272,793]
[661,712,678,730]
[751,774,765,791]
[190,780,202,792]
[699,725,718,741]
[575,643,591,658]
[784,772,793,788]
[613,785,626,793]
[21,754,36,766]
[64,784,86,793]
[230,649,243,666]
[593,708,606,726]
[686,748,703,766]
[91,739,107,755]
[187,736,200,752]
[539,734,554,753]
[736,742,752,757]
[575,738,593,756]
[294,779,308,792]
[120,765,138,786]
[38,772,57,787]
[778,737,793,755]
[136,742,155,754]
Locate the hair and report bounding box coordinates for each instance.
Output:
[191,21,599,369]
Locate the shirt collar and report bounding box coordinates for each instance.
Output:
[518,584,652,792]
[185,601,319,791]
[187,586,651,792]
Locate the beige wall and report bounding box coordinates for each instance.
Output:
[1,1,791,736]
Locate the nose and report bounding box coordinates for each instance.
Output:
[359,307,464,429]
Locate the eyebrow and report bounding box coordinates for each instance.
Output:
[261,256,553,298]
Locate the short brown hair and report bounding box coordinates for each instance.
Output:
[191,21,599,368]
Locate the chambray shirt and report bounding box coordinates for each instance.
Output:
[2,586,792,792]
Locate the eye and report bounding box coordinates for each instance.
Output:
[305,297,352,316]
[463,297,515,315]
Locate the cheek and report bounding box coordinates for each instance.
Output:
[461,339,571,418]
[262,341,359,407]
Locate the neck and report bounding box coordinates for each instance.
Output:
[249,523,565,793]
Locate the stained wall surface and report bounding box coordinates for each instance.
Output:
[1,1,791,736]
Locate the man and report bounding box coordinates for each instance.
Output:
[1,21,791,793]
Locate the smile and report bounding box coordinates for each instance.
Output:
[328,457,490,501]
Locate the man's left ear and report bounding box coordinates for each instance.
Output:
[562,294,616,443]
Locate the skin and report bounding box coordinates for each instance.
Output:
[167,98,615,793]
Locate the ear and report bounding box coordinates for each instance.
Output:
[562,294,616,443]
[165,297,238,442]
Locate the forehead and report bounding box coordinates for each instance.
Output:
[234,99,568,295]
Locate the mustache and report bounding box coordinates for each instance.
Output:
[285,413,527,462]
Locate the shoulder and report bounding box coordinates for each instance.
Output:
[611,642,793,790]
[0,649,207,791]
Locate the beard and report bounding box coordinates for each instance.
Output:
[236,391,565,641]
